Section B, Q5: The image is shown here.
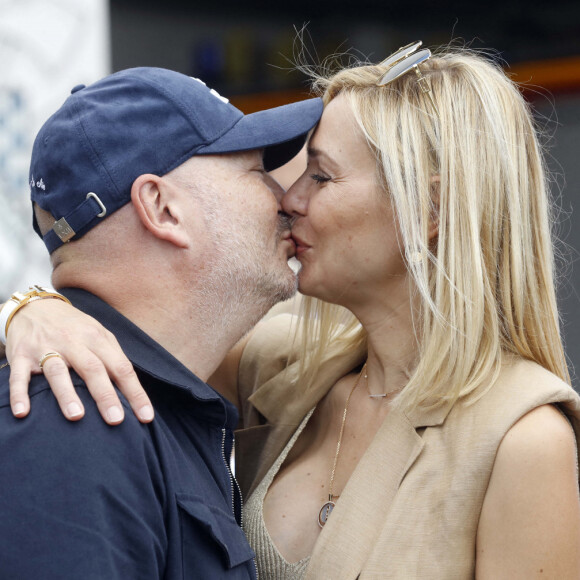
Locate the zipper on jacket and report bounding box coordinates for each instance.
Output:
[222,428,258,578]
[232,443,245,527]
[221,427,240,523]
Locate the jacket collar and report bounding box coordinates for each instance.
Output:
[60,288,237,426]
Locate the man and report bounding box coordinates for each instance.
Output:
[0,67,322,578]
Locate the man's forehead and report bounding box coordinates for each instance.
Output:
[229,148,264,162]
[213,148,265,168]
[178,149,264,175]
[173,148,265,176]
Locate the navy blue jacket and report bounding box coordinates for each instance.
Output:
[0,289,256,579]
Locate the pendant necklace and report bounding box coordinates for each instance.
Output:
[363,365,387,399]
[365,367,401,400]
[318,363,367,528]
[365,362,388,399]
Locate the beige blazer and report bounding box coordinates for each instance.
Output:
[235,315,580,579]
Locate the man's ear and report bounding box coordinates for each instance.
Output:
[428,175,440,241]
[130,174,190,248]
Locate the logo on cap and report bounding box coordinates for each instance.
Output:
[30,175,46,191]
[190,77,229,104]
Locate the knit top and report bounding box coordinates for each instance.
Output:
[243,409,315,579]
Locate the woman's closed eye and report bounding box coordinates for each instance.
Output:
[309,173,331,184]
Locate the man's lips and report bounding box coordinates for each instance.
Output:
[291,234,310,255]
[281,231,297,256]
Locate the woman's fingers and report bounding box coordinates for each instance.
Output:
[64,348,125,424]
[8,355,34,418]
[15,346,154,425]
[40,355,86,420]
[78,330,154,424]
[106,357,154,423]
[6,297,153,424]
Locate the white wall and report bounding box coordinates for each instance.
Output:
[0,0,110,297]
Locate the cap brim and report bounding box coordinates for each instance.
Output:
[197,97,323,171]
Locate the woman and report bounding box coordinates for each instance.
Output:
[4,43,580,577]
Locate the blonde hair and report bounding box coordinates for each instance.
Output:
[294,48,569,410]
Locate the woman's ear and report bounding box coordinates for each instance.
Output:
[428,175,440,240]
[130,174,190,248]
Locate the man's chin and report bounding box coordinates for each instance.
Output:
[272,270,298,305]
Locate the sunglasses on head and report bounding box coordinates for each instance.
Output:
[376,41,439,119]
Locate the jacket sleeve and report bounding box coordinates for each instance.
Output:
[0,380,167,579]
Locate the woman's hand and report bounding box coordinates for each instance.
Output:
[6,298,154,424]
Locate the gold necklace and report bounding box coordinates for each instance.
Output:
[318,363,366,528]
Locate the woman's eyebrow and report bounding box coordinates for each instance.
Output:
[307,146,337,167]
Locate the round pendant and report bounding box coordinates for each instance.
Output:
[318,500,335,528]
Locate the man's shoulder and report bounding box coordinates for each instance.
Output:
[0,369,157,460]
[0,364,53,411]
[0,367,170,579]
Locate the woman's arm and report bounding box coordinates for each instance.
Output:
[476,404,580,578]
[4,296,262,424]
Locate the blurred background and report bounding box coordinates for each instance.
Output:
[1,0,579,384]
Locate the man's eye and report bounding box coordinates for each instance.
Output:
[310,174,331,184]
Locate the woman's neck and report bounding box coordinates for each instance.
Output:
[350,292,418,397]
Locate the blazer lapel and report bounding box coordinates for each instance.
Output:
[305,407,424,580]
[248,346,365,425]
[238,345,366,499]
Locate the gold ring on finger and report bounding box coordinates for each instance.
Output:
[39,351,64,371]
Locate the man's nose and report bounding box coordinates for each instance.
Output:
[281,181,308,217]
[264,173,286,207]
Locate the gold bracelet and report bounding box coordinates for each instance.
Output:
[0,286,71,344]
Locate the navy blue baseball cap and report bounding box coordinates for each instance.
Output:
[30,67,323,253]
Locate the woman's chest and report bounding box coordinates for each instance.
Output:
[261,401,389,563]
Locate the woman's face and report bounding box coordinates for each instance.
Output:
[282,94,408,308]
